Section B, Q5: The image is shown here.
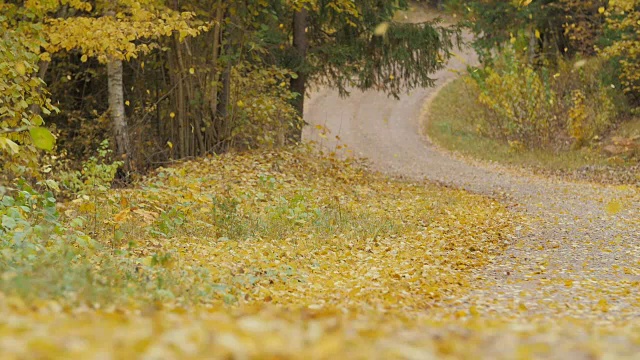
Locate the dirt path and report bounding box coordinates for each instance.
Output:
[303,33,640,324]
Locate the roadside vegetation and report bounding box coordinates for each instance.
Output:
[427,0,640,184]
[426,78,640,184]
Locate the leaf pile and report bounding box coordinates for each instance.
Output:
[69,147,513,311]
[1,297,639,359]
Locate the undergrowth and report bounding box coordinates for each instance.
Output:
[426,77,640,185]
[2,146,514,311]
[467,48,626,150]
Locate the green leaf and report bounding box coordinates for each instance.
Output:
[29,126,55,151]
[1,215,17,230]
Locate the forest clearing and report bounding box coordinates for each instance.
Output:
[1,0,640,358]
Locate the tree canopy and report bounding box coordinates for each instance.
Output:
[1,0,460,174]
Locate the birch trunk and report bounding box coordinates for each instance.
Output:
[107,59,131,170]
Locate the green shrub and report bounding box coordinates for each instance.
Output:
[56,139,123,197]
[467,47,619,150]
[601,0,640,108]
[229,63,302,149]
[0,180,224,306]
[468,47,560,148]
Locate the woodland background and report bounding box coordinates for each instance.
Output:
[1,0,461,183]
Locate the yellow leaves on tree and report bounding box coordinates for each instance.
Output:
[43,3,206,63]
[601,0,640,104]
[22,0,93,16]
[0,13,58,178]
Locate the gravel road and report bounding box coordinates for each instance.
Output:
[303,34,640,324]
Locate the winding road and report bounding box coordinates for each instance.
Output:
[303,33,640,323]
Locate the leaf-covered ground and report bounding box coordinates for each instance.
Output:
[1,148,523,358]
[0,149,640,359]
[2,148,640,358]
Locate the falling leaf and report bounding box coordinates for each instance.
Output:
[374,22,389,36]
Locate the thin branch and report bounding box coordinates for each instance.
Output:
[0,126,29,134]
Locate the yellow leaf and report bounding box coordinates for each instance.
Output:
[81,54,88,62]
[598,7,605,14]
[597,299,609,312]
[170,112,176,118]
[29,127,55,151]
[535,29,541,39]
[605,199,622,215]
[167,141,173,149]
[189,67,195,74]
[15,62,26,76]
[0,138,20,154]
[374,22,389,36]
[114,208,131,222]
[141,256,154,267]
[125,100,130,106]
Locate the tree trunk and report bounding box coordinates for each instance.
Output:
[290,7,309,142]
[29,60,50,115]
[107,59,131,170]
[529,27,537,64]
[217,62,232,152]
[210,0,223,118]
